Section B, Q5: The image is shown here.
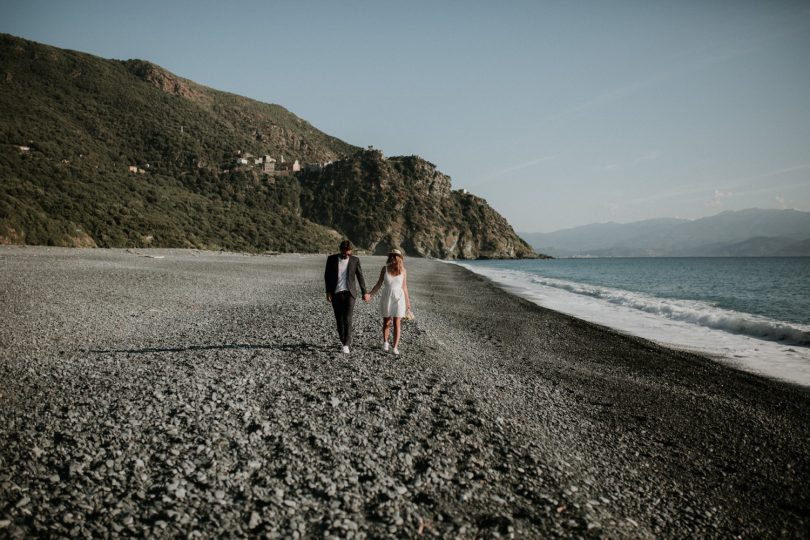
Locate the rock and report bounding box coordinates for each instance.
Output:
[298,151,538,259]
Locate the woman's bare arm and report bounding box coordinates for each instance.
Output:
[369,267,385,296]
[402,269,411,309]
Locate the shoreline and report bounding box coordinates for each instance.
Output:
[455,259,810,388]
[1,247,809,537]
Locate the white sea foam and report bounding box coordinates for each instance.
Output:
[525,274,810,346]
[457,263,810,387]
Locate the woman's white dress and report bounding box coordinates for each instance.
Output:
[379,270,406,317]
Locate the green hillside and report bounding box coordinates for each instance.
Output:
[0,34,536,258]
[0,33,355,251]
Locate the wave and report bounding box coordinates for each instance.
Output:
[465,266,810,347]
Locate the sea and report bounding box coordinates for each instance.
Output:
[457,257,810,387]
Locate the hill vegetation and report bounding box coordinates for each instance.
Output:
[0,34,357,251]
[1,34,534,257]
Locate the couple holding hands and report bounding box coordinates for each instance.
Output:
[324,240,411,355]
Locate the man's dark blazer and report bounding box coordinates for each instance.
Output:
[324,254,367,298]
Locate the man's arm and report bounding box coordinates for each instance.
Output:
[355,257,370,302]
[324,256,333,302]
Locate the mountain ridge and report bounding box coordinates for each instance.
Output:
[521,208,810,257]
[0,33,536,258]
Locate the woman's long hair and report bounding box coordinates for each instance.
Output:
[386,254,404,276]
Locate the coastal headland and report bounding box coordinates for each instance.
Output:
[1,247,808,537]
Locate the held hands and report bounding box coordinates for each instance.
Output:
[326,292,333,303]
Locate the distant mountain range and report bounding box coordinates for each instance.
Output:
[0,34,535,258]
[521,209,810,257]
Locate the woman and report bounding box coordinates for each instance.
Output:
[369,249,411,355]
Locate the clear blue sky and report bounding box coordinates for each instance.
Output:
[3,0,809,232]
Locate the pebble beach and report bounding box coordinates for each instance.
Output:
[1,247,809,538]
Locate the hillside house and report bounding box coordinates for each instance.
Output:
[258,156,277,173]
[276,159,301,173]
[226,153,309,176]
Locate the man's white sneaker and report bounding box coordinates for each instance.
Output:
[342,345,350,354]
[393,347,400,355]
[383,342,389,352]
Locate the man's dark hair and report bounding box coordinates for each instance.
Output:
[339,240,353,251]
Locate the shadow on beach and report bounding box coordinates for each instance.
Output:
[89,342,331,355]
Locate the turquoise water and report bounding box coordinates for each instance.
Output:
[460,257,810,352]
[460,257,810,385]
[466,257,810,326]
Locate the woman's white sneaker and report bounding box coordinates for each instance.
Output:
[393,347,400,355]
[383,342,390,352]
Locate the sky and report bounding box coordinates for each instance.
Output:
[2,0,809,232]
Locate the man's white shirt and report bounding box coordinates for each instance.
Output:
[335,256,350,293]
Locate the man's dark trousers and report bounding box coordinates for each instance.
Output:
[332,291,356,346]
[325,253,367,348]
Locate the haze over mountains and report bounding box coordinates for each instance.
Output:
[0,34,535,258]
[521,208,810,257]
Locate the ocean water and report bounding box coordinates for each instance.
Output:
[458,257,810,387]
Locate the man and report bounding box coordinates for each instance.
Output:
[324,240,369,353]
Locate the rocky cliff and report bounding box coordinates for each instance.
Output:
[299,151,537,259]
